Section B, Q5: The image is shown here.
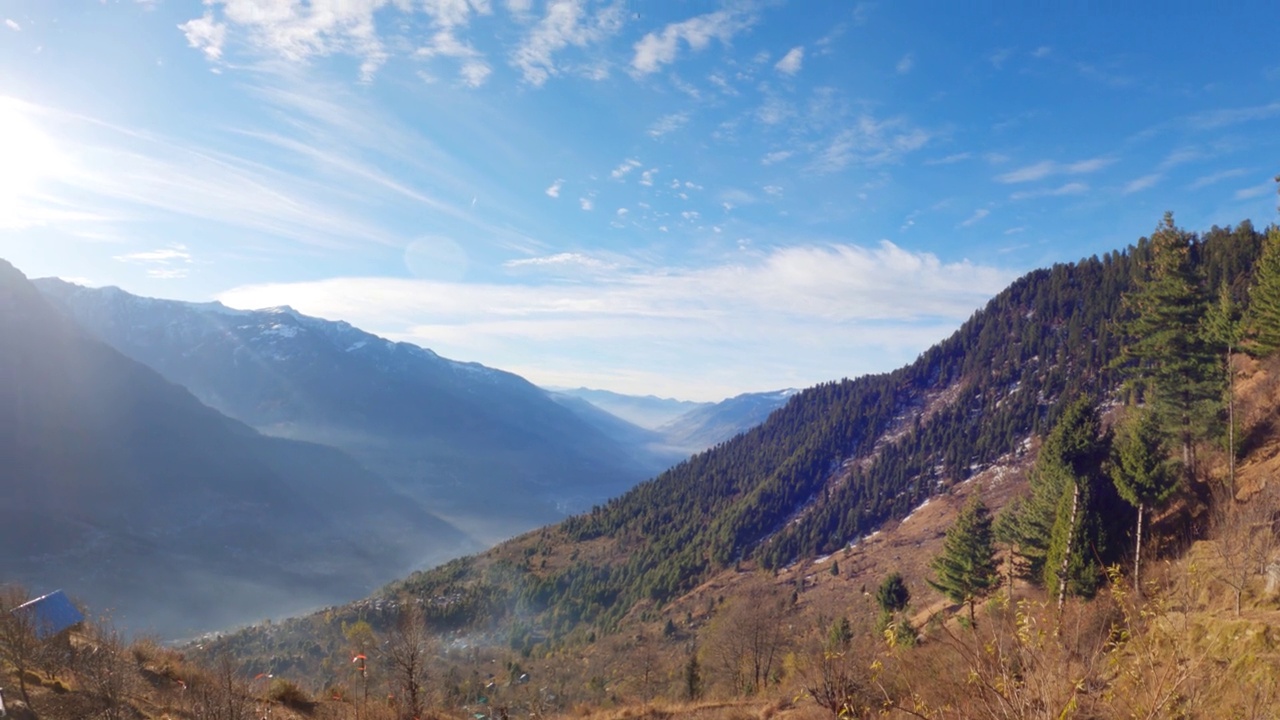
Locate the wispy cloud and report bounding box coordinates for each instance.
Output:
[610,158,642,179]
[775,46,804,75]
[895,53,914,74]
[114,244,194,279]
[648,111,690,138]
[761,150,794,165]
[639,168,658,186]
[959,208,990,227]
[631,8,756,75]
[1010,182,1089,200]
[1189,168,1248,189]
[1188,101,1280,130]
[924,152,972,166]
[1234,182,1275,200]
[510,0,625,86]
[579,196,594,210]
[218,242,1017,398]
[5,18,22,32]
[996,156,1113,183]
[1122,173,1161,195]
[810,116,930,173]
[544,178,564,197]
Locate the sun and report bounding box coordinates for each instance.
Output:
[0,97,69,223]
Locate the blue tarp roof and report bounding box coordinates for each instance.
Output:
[13,590,84,639]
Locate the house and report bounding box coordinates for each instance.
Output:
[11,590,84,641]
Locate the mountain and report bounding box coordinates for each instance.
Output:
[195,221,1268,683]
[35,280,663,546]
[546,387,711,429]
[655,388,798,453]
[548,387,797,457]
[0,260,474,638]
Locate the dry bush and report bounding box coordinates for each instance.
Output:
[889,595,1116,719]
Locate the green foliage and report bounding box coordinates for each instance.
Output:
[1247,226,1280,356]
[1038,398,1129,599]
[929,497,999,623]
[1110,408,1179,511]
[875,572,910,614]
[1120,213,1220,462]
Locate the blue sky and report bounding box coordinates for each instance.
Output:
[1,1,1278,401]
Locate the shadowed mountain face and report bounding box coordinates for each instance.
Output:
[1,261,476,639]
[35,280,662,546]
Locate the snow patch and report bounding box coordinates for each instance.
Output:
[262,324,299,339]
[901,498,931,524]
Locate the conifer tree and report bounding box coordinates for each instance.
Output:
[1204,282,1243,486]
[1246,226,1280,357]
[1121,212,1217,480]
[929,496,999,626]
[1109,407,1179,592]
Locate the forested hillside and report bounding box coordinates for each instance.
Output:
[196,217,1271,689]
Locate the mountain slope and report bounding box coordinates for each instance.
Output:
[655,388,798,453]
[547,387,711,429]
[35,280,663,545]
[196,222,1268,679]
[0,260,472,638]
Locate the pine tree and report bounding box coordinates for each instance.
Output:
[1204,282,1243,487]
[876,572,910,614]
[1109,407,1179,593]
[1121,212,1217,480]
[929,496,999,626]
[1246,226,1280,357]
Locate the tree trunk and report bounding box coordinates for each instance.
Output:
[1228,346,1236,492]
[1057,482,1081,611]
[1134,503,1145,596]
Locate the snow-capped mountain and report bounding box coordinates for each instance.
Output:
[36,279,664,545]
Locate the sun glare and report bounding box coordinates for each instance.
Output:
[0,98,70,223]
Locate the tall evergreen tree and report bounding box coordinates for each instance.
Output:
[929,496,999,626]
[1204,282,1244,487]
[1109,407,1179,593]
[1246,226,1280,357]
[1121,213,1217,480]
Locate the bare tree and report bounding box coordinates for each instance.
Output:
[1209,481,1277,616]
[0,585,41,706]
[384,602,433,720]
[77,620,136,720]
[706,585,789,695]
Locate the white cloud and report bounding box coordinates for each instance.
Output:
[1009,182,1089,200]
[924,152,972,166]
[185,0,496,82]
[114,244,194,279]
[616,207,628,216]
[996,156,1113,183]
[1189,168,1248,189]
[761,150,793,165]
[775,46,804,75]
[610,158,642,179]
[648,112,690,138]
[762,184,783,196]
[988,48,1013,69]
[639,168,658,186]
[1122,173,1161,195]
[959,208,989,227]
[218,242,1017,399]
[579,196,594,210]
[504,251,616,272]
[895,53,913,74]
[1189,101,1280,130]
[5,18,21,32]
[809,116,931,173]
[1235,183,1275,200]
[415,30,492,87]
[631,9,756,75]
[510,0,625,86]
[544,179,564,197]
[179,13,227,61]
[1032,46,1051,58]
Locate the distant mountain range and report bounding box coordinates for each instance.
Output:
[35,280,669,546]
[548,386,798,458]
[1,261,473,638]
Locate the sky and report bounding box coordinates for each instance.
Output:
[1,1,1278,401]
